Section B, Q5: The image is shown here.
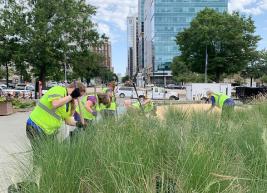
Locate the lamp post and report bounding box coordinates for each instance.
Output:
[205,45,208,83]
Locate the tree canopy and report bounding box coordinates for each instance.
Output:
[0,0,106,85]
[176,8,261,82]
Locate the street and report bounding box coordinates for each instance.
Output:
[0,112,31,193]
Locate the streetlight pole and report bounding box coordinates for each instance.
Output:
[205,45,208,83]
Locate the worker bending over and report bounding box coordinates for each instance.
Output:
[125,96,156,115]
[102,82,117,118]
[206,91,235,118]
[74,93,111,123]
[26,82,86,152]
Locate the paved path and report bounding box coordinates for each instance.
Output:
[0,112,31,193]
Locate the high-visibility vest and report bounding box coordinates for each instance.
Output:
[212,92,230,108]
[76,95,98,120]
[132,101,154,113]
[29,86,72,135]
[102,87,117,111]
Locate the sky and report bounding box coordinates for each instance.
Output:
[88,0,267,75]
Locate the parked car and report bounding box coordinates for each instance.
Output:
[116,87,134,98]
[0,84,7,89]
[165,84,186,90]
[15,83,27,90]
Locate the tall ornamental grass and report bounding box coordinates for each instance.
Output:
[20,103,267,193]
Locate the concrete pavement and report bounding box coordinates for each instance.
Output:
[0,112,31,193]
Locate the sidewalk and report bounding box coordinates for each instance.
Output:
[0,112,30,193]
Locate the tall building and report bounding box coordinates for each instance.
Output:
[127,16,138,78]
[138,0,145,72]
[93,38,113,71]
[144,0,228,84]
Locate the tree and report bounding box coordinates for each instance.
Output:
[0,67,4,79]
[71,50,103,85]
[0,0,100,86]
[241,50,267,86]
[99,68,116,84]
[122,75,130,83]
[171,56,205,84]
[176,8,261,82]
[0,1,25,87]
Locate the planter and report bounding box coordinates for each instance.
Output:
[0,101,13,115]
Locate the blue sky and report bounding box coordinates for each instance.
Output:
[89,0,267,75]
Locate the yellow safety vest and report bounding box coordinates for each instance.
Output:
[30,86,72,135]
[212,92,230,108]
[102,87,117,111]
[76,95,98,120]
[132,101,154,113]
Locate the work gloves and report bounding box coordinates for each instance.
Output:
[91,111,97,117]
[71,88,81,99]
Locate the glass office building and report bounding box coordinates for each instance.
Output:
[127,16,138,78]
[138,0,145,71]
[144,0,228,84]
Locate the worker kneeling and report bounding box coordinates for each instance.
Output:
[206,91,235,119]
[74,93,112,124]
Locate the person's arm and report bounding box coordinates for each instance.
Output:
[65,116,77,126]
[52,95,72,109]
[85,100,94,113]
[206,96,216,113]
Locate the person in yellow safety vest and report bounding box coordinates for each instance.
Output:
[206,91,235,118]
[26,82,86,153]
[126,96,156,114]
[74,93,111,123]
[102,82,117,117]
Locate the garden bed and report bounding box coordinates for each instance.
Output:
[16,102,267,192]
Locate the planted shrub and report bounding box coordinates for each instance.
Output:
[19,104,267,193]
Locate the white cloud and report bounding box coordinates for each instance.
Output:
[87,0,137,42]
[229,0,267,15]
[87,0,267,42]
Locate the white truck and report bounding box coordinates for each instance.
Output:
[186,83,232,101]
[117,86,179,100]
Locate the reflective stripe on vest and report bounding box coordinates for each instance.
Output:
[37,102,61,121]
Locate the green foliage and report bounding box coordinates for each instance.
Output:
[261,75,267,84]
[18,104,267,192]
[0,0,101,85]
[171,56,205,84]
[11,99,35,109]
[241,50,267,79]
[176,8,261,82]
[0,67,5,79]
[122,75,130,83]
[71,51,103,83]
[99,68,117,83]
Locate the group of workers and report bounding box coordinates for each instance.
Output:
[25,81,157,149]
[26,81,234,146]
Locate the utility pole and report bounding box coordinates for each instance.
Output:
[205,45,208,83]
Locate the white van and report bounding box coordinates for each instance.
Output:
[116,87,134,98]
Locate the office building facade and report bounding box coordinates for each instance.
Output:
[138,0,145,72]
[93,38,113,71]
[127,16,138,78]
[144,0,228,84]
